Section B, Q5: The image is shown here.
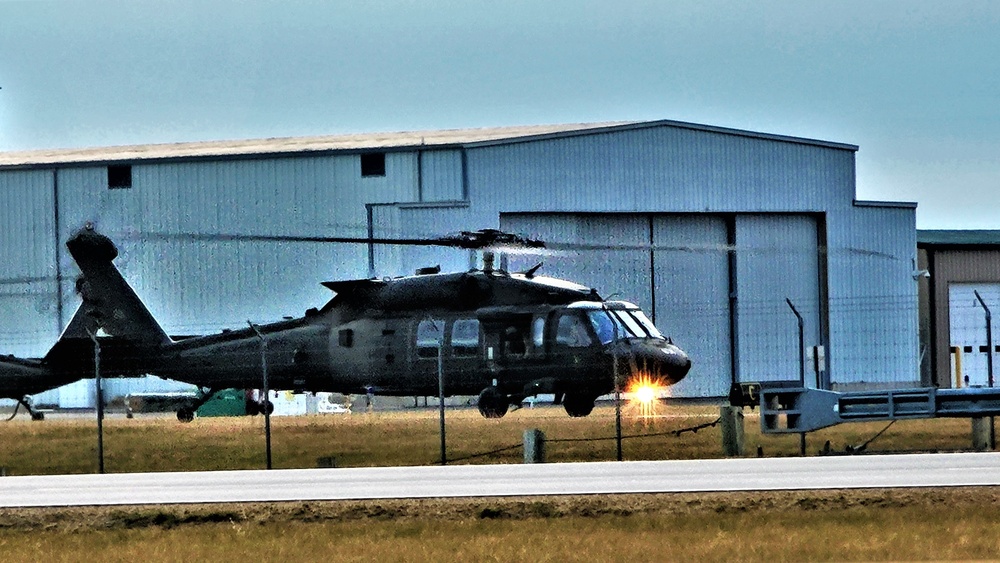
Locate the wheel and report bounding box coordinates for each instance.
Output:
[30,411,45,421]
[260,400,274,415]
[176,407,195,422]
[245,400,260,416]
[477,387,509,419]
[563,393,595,417]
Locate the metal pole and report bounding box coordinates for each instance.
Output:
[602,300,623,462]
[785,298,806,455]
[785,298,805,385]
[437,329,446,465]
[249,322,272,470]
[973,291,996,449]
[89,331,104,474]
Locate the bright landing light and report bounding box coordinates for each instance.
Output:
[627,374,664,418]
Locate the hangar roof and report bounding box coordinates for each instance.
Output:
[918,230,1000,248]
[0,119,858,169]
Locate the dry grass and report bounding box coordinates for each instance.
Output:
[1,404,997,561]
[1,489,1000,561]
[0,403,990,475]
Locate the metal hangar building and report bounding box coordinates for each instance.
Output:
[0,119,918,403]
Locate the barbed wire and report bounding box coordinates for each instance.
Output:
[440,417,721,464]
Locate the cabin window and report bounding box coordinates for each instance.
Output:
[107,165,132,189]
[556,314,593,348]
[338,329,354,348]
[532,317,546,348]
[416,319,444,358]
[450,319,480,357]
[360,152,386,177]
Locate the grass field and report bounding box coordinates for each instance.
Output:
[2,490,1000,561]
[2,403,998,561]
[0,402,989,475]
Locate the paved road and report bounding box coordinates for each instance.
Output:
[2,452,999,508]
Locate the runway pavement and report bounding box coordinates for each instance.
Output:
[2,452,1000,508]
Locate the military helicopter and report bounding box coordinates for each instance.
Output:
[0,358,61,420]
[60,225,691,421]
[0,305,120,420]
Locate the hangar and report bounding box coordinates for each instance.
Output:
[0,119,918,404]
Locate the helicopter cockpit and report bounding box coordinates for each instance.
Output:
[557,300,691,385]
[562,301,662,344]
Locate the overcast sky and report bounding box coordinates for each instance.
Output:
[1,0,997,228]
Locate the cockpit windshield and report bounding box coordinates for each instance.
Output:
[586,308,664,344]
[630,310,663,338]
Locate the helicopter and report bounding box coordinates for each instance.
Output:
[59,225,691,421]
[0,357,62,420]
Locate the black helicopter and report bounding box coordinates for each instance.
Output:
[57,225,691,421]
[0,301,128,420]
[0,358,62,420]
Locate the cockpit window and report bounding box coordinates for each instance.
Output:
[585,308,662,342]
[556,314,593,347]
[588,310,625,344]
[630,311,663,339]
[613,310,646,338]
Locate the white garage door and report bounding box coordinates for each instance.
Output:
[949,283,1000,387]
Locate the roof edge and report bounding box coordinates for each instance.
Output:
[0,119,858,169]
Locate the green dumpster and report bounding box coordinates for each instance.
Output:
[196,389,249,417]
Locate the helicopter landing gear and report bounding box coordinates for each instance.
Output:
[12,397,45,421]
[175,388,216,423]
[177,407,195,422]
[563,392,596,417]
[477,387,509,419]
[246,399,274,416]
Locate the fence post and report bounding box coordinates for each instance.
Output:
[972,417,994,451]
[720,406,745,457]
[523,428,546,463]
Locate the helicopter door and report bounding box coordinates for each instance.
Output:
[365,319,407,390]
[480,314,544,388]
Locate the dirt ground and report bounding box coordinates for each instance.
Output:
[3,487,998,532]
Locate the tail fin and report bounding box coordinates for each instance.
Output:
[65,226,171,347]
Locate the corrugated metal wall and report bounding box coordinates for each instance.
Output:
[52,154,421,333]
[0,170,59,357]
[652,215,731,397]
[467,126,856,214]
[825,205,918,388]
[735,214,822,385]
[500,213,651,310]
[370,202,474,278]
[419,150,464,202]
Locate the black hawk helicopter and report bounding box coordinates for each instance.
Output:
[53,225,691,421]
[0,297,133,420]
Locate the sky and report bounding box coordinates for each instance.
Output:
[0,0,998,228]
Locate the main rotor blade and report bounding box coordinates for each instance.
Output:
[134,228,546,251]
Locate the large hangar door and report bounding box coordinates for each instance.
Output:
[736,215,822,386]
[652,216,731,397]
[500,213,652,312]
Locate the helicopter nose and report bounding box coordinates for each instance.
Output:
[631,341,692,385]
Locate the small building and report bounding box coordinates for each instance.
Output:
[918,230,1000,389]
